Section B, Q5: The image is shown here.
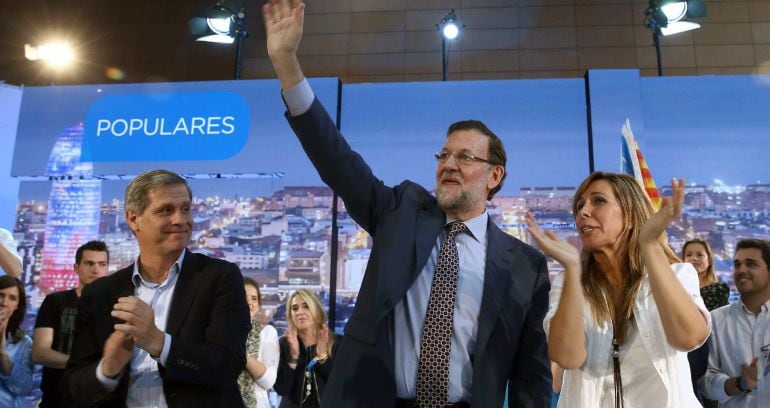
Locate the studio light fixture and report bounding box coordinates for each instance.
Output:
[437,10,463,81]
[189,0,248,79]
[645,0,707,75]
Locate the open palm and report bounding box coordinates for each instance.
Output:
[639,178,684,245]
[263,0,304,59]
[525,211,580,270]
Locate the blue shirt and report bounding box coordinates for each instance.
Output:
[0,335,33,408]
[96,250,184,408]
[392,213,488,403]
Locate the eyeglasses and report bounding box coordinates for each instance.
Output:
[434,150,494,166]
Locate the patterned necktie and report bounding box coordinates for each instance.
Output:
[415,221,467,408]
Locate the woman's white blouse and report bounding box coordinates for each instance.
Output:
[544,263,711,408]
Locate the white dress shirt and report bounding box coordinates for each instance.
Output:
[544,263,710,407]
[705,299,770,407]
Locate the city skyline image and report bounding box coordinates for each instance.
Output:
[10,70,770,332]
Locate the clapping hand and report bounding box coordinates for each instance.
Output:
[742,357,759,390]
[111,296,165,358]
[316,324,330,357]
[639,178,684,246]
[525,212,581,271]
[286,327,300,362]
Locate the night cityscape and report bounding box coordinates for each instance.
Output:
[12,179,770,333]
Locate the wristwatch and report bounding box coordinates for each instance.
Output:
[289,356,299,364]
[735,376,750,394]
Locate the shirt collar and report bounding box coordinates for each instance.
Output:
[132,249,186,288]
[446,211,488,242]
[737,297,770,314]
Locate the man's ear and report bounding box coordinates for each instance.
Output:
[487,166,504,190]
[125,210,139,234]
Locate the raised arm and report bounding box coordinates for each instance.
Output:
[639,178,709,350]
[263,0,306,90]
[526,212,586,369]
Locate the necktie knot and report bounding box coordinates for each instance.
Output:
[446,221,467,239]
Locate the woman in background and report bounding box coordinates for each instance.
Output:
[682,238,729,407]
[682,238,729,310]
[239,277,280,408]
[275,289,340,408]
[0,276,33,408]
[528,172,710,407]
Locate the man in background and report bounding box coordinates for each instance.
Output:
[706,238,770,407]
[33,240,110,407]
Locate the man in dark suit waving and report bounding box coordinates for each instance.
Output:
[263,1,552,407]
[62,169,251,407]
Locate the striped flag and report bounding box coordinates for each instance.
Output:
[621,119,662,210]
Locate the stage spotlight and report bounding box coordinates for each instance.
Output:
[25,42,74,69]
[189,0,248,79]
[644,0,706,75]
[442,21,459,40]
[437,10,463,81]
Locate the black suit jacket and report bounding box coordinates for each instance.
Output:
[286,99,552,407]
[61,250,251,407]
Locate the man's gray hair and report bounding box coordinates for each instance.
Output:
[125,169,192,215]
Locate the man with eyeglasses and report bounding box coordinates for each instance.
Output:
[264,1,552,407]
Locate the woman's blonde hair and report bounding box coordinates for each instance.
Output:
[682,238,717,286]
[572,172,679,344]
[285,288,336,356]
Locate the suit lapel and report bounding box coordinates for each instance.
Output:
[414,201,444,279]
[110,266,135,300]
[474,221,514,353]
[106,267,135,340]
[166,250,204,336]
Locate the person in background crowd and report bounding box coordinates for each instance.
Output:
[683,238,730,311]
[239,277,279,407]
[682,238,729,407]
[0,229,21,279]
[705,238,770,407]
[528,173,710,407]
[61,169,251,407]
[274,289,340,408]
[33,240,110,407]
[0,276,33,408]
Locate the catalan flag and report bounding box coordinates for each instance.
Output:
[621,119,662,210]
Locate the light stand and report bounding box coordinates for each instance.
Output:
[189,0,248,80]
[437,10,462,82]
[644,0,706,77]
[647,16,665,77]
[232,10,248,80]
